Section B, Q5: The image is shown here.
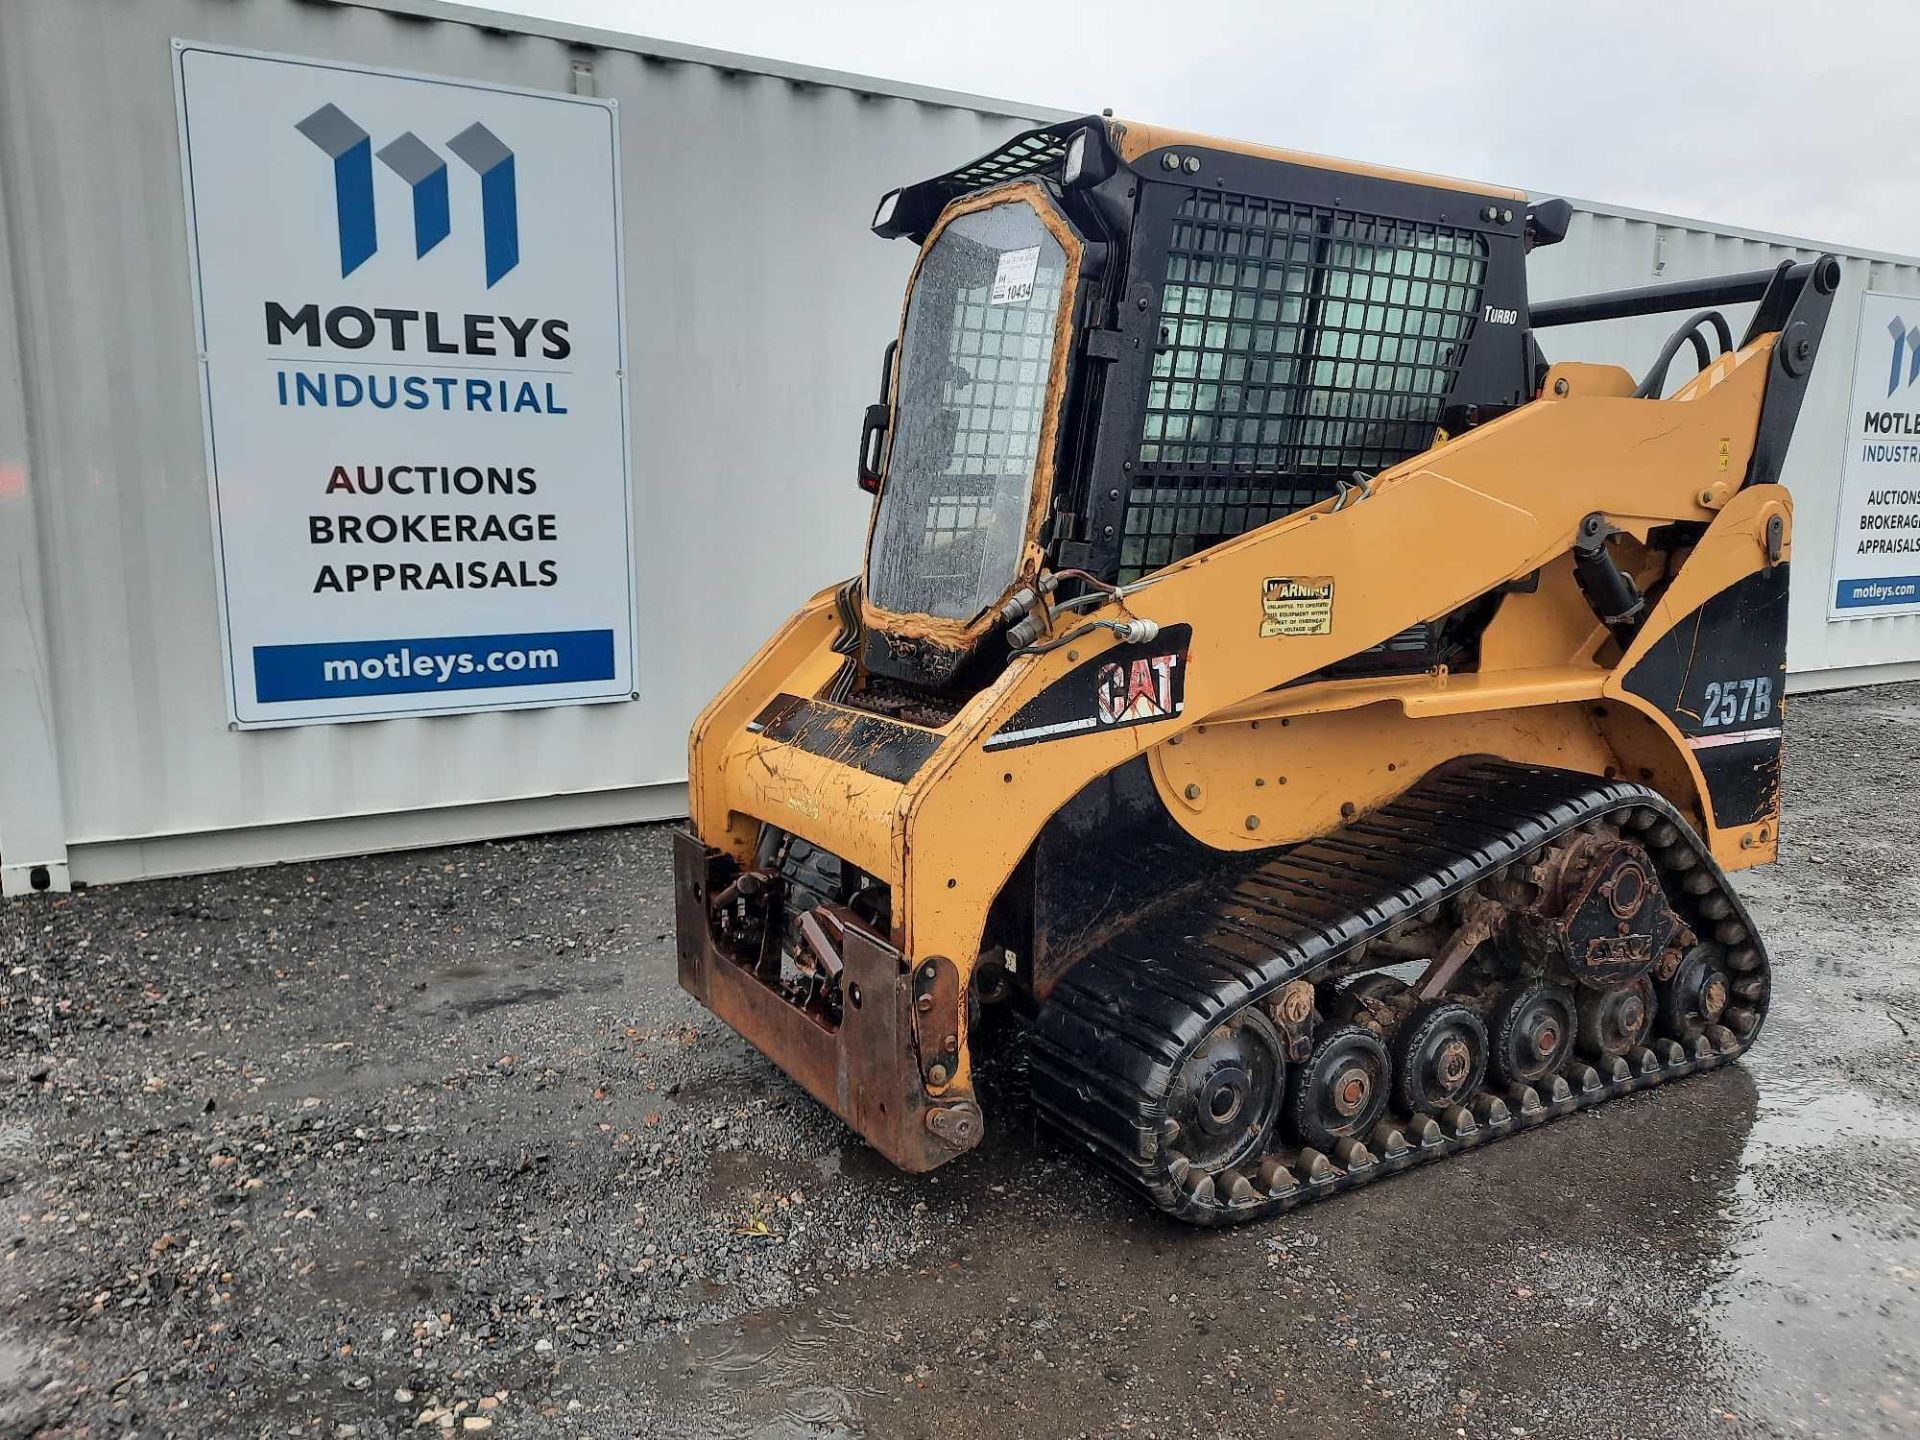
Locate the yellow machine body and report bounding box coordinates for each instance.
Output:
[675,117,1836,1201]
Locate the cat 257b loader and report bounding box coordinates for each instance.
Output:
[674,117,1840,1223]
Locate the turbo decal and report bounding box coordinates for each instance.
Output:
[985,625,1192,752]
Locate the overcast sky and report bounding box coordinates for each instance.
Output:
[488,0,1917,256]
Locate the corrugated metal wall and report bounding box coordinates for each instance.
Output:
[1527,204,1920,693]
[3,0,1916,890]
[0,0,1063,890]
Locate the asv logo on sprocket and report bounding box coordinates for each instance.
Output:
[1096,654,1181,726]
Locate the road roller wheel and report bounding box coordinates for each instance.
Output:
[1488,983,1576,1087]
[1578,976,1657,1059]
[1284,1023,1391,1152]
[1390,1000,1488,1115]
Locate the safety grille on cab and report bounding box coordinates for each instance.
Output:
[944,130,1071,192]
[1121,192,1488,580]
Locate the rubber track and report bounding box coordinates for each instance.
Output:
[1027,758,1772,1225]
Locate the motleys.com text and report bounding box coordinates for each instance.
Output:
[323,642,560,686]
[250,628,618,704]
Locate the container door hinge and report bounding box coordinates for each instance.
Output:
[1082,328,1127,362]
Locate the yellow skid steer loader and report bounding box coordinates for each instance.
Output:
[674,117,1839,1223]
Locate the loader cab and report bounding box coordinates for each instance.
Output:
[852,117,1541,710]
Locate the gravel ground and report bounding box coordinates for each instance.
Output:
[4,683,1918,1440]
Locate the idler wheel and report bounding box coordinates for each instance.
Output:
[1284,1023,1391,1152]
[1658,944,1732,1040]
[1577,976,1657,1059]
[1489,983,1576,1087]
[1166,1009,1284,1172]
[1390,1000,1488,1116]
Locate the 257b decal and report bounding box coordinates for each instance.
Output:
[1700,676,1775,729]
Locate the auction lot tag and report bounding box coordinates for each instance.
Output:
[173,41,636,726]
[1260,576,1335,637]
[990,246,1041,305]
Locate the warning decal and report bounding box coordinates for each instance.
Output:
[1260,576,1334,637]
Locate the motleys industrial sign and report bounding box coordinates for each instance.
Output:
[1831,290,1920,620]
[173,43,634,725]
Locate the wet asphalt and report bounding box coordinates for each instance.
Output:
[3,682,1918,1440]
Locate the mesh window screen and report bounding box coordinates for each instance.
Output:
[945,131,1070,192]
[1121,192,1487,580]
[868,200,1068,622]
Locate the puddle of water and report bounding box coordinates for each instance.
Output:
[296,1227,448,1310]
[0,1338,33,1390]
[1706,1050,1920,1433]
[1741,1063,1920,1155]
[648,1307,882,1440]
[454,984,566,1018]
[411,956,619,1020]
[811,1144,895,1187]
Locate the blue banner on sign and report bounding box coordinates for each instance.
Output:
[253,629,616,702]
[1834,576,1920,610]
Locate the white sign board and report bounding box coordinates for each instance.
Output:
[1830,289,1920,620]
[173,43,634,725]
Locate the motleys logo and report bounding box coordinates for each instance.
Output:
[1888,315,1920,396]
[1095,653,1182,725]
[297,104,520,287]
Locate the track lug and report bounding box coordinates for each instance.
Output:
[1566,1062,1604,1098]
[1404,1114,1443,1148]
[1727,946,1763,973]
[1653,1038,1687,1069]
[1333,1137,1376,1171]
[1255,1158,1298,1198]
[1158,1116,1182,1144]
[1220,1168,1258,1205]
[1713,920,1748,945]
[1181,1169,1216,1206]
[1296,1148,1337,1184]
[1688,1033,1716,1063]
[1470,1094,1512,1131]
[1626,1045,1661,1080]
[1732,975,1767,1002]
[1506,1084,1545,1120]
[1440,1104,1479,1140]
[1537,1074,1575,1113]
[1596,1055,1631,1087]
[1725,1005,1760,1039]
[1705,1023,1741,1056]
[1369,1121,1412,1160]
[1165,1150,1191,1187]
[1698,894,1733,920]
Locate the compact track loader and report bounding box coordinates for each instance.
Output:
[675,117,1840,1223]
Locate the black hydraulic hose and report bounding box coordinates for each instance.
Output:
[1634,309,1734,399]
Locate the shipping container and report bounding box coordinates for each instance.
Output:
[2,0,1915,894]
